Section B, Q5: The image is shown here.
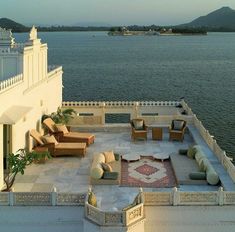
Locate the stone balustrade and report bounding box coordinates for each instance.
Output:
[85,190,145,227]
[0,74,23,93]
[63,100,180,108]
[1,188,235,207]
[0,190,86,206]
[144,187,235,206]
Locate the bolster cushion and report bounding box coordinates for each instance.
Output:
[189,172,206,180]
[90,153,105,179]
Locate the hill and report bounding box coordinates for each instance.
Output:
[0,18,28,32]
[181,7,235,30]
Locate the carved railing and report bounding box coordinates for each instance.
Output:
[61,100,195,126]
[63,100,180,108]
[0,74,23,93]
[1,188,235,208]
[85,190,145,226]
[144,187,228,206]
[192,109,235,182]
[0,191,86,206]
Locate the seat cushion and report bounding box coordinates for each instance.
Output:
[55,124,69,134]
[133,120,144,130]
[30,129,44,145]
[64,132,93,139]
[55,142,86,150]
[101,162,113,172]
[173,120,184,130]
[42,135,59,146]
[187,146,197,159]
[104,151,115,163]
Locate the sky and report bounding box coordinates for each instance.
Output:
[1,0,235,26]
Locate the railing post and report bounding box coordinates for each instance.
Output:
[101,102,105,125]
[172,187,179,206]
[133,101,139,119]
[51,187,57,206]
[9,191,14,206]
[218,187,224,206]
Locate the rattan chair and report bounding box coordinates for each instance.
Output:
[130,119,148,141]
[169,119,186,142]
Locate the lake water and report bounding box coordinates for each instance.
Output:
[14,32,235,156]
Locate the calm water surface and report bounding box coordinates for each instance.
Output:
[15,32,235,156]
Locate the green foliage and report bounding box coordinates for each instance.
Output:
[50,107,76,124]
[3,149,51,191]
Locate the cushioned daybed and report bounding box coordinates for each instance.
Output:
[43,118,95,146]
[30,129,87,157]
[90,151,121,185]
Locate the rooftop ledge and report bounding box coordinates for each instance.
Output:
[4,100,235,208]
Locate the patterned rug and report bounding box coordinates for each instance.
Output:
[121,156,177,188]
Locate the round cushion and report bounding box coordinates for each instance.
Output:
[101,162,113,172]
[195,150,204,163]
[93,153,105,163]
[187,146,197,159]
[189,172,206,180]
[207,170,219,185]
[90,164,104,179]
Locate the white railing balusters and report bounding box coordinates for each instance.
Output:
[0,74,23,93]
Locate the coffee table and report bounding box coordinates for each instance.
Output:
[153,153,170,162]
[122,154,141,162]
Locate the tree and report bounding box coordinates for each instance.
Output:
[3,149,50,192]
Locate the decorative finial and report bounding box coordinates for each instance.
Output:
[29,26,37,41]
[0,27,15,47]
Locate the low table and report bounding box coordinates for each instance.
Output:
[153,153,170,162]
[152,127,163,140]
[122,154,140,162]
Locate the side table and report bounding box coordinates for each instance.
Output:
[152,127,163,140]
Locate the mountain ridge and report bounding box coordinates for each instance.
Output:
[180,6,235,29]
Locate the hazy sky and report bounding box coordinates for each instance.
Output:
[1,0,235,26]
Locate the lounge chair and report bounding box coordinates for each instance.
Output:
[169,119,186,142]
[130,119,148,141]
[30,129,87,157]
[42,118,95,146]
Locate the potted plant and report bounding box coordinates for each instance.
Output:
[42,107,76,125]
[3,149,51,192]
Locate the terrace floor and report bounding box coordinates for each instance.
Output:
[13,126,228,210]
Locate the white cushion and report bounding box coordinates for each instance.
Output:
[133,120,144,130]
[104,151,115,163]
[173,120,184,130]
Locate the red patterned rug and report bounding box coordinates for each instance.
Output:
[121,156,177,188]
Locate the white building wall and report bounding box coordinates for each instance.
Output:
[0,27,63,189]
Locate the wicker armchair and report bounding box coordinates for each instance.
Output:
[130,119,148,141]
[169,120,186,142]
